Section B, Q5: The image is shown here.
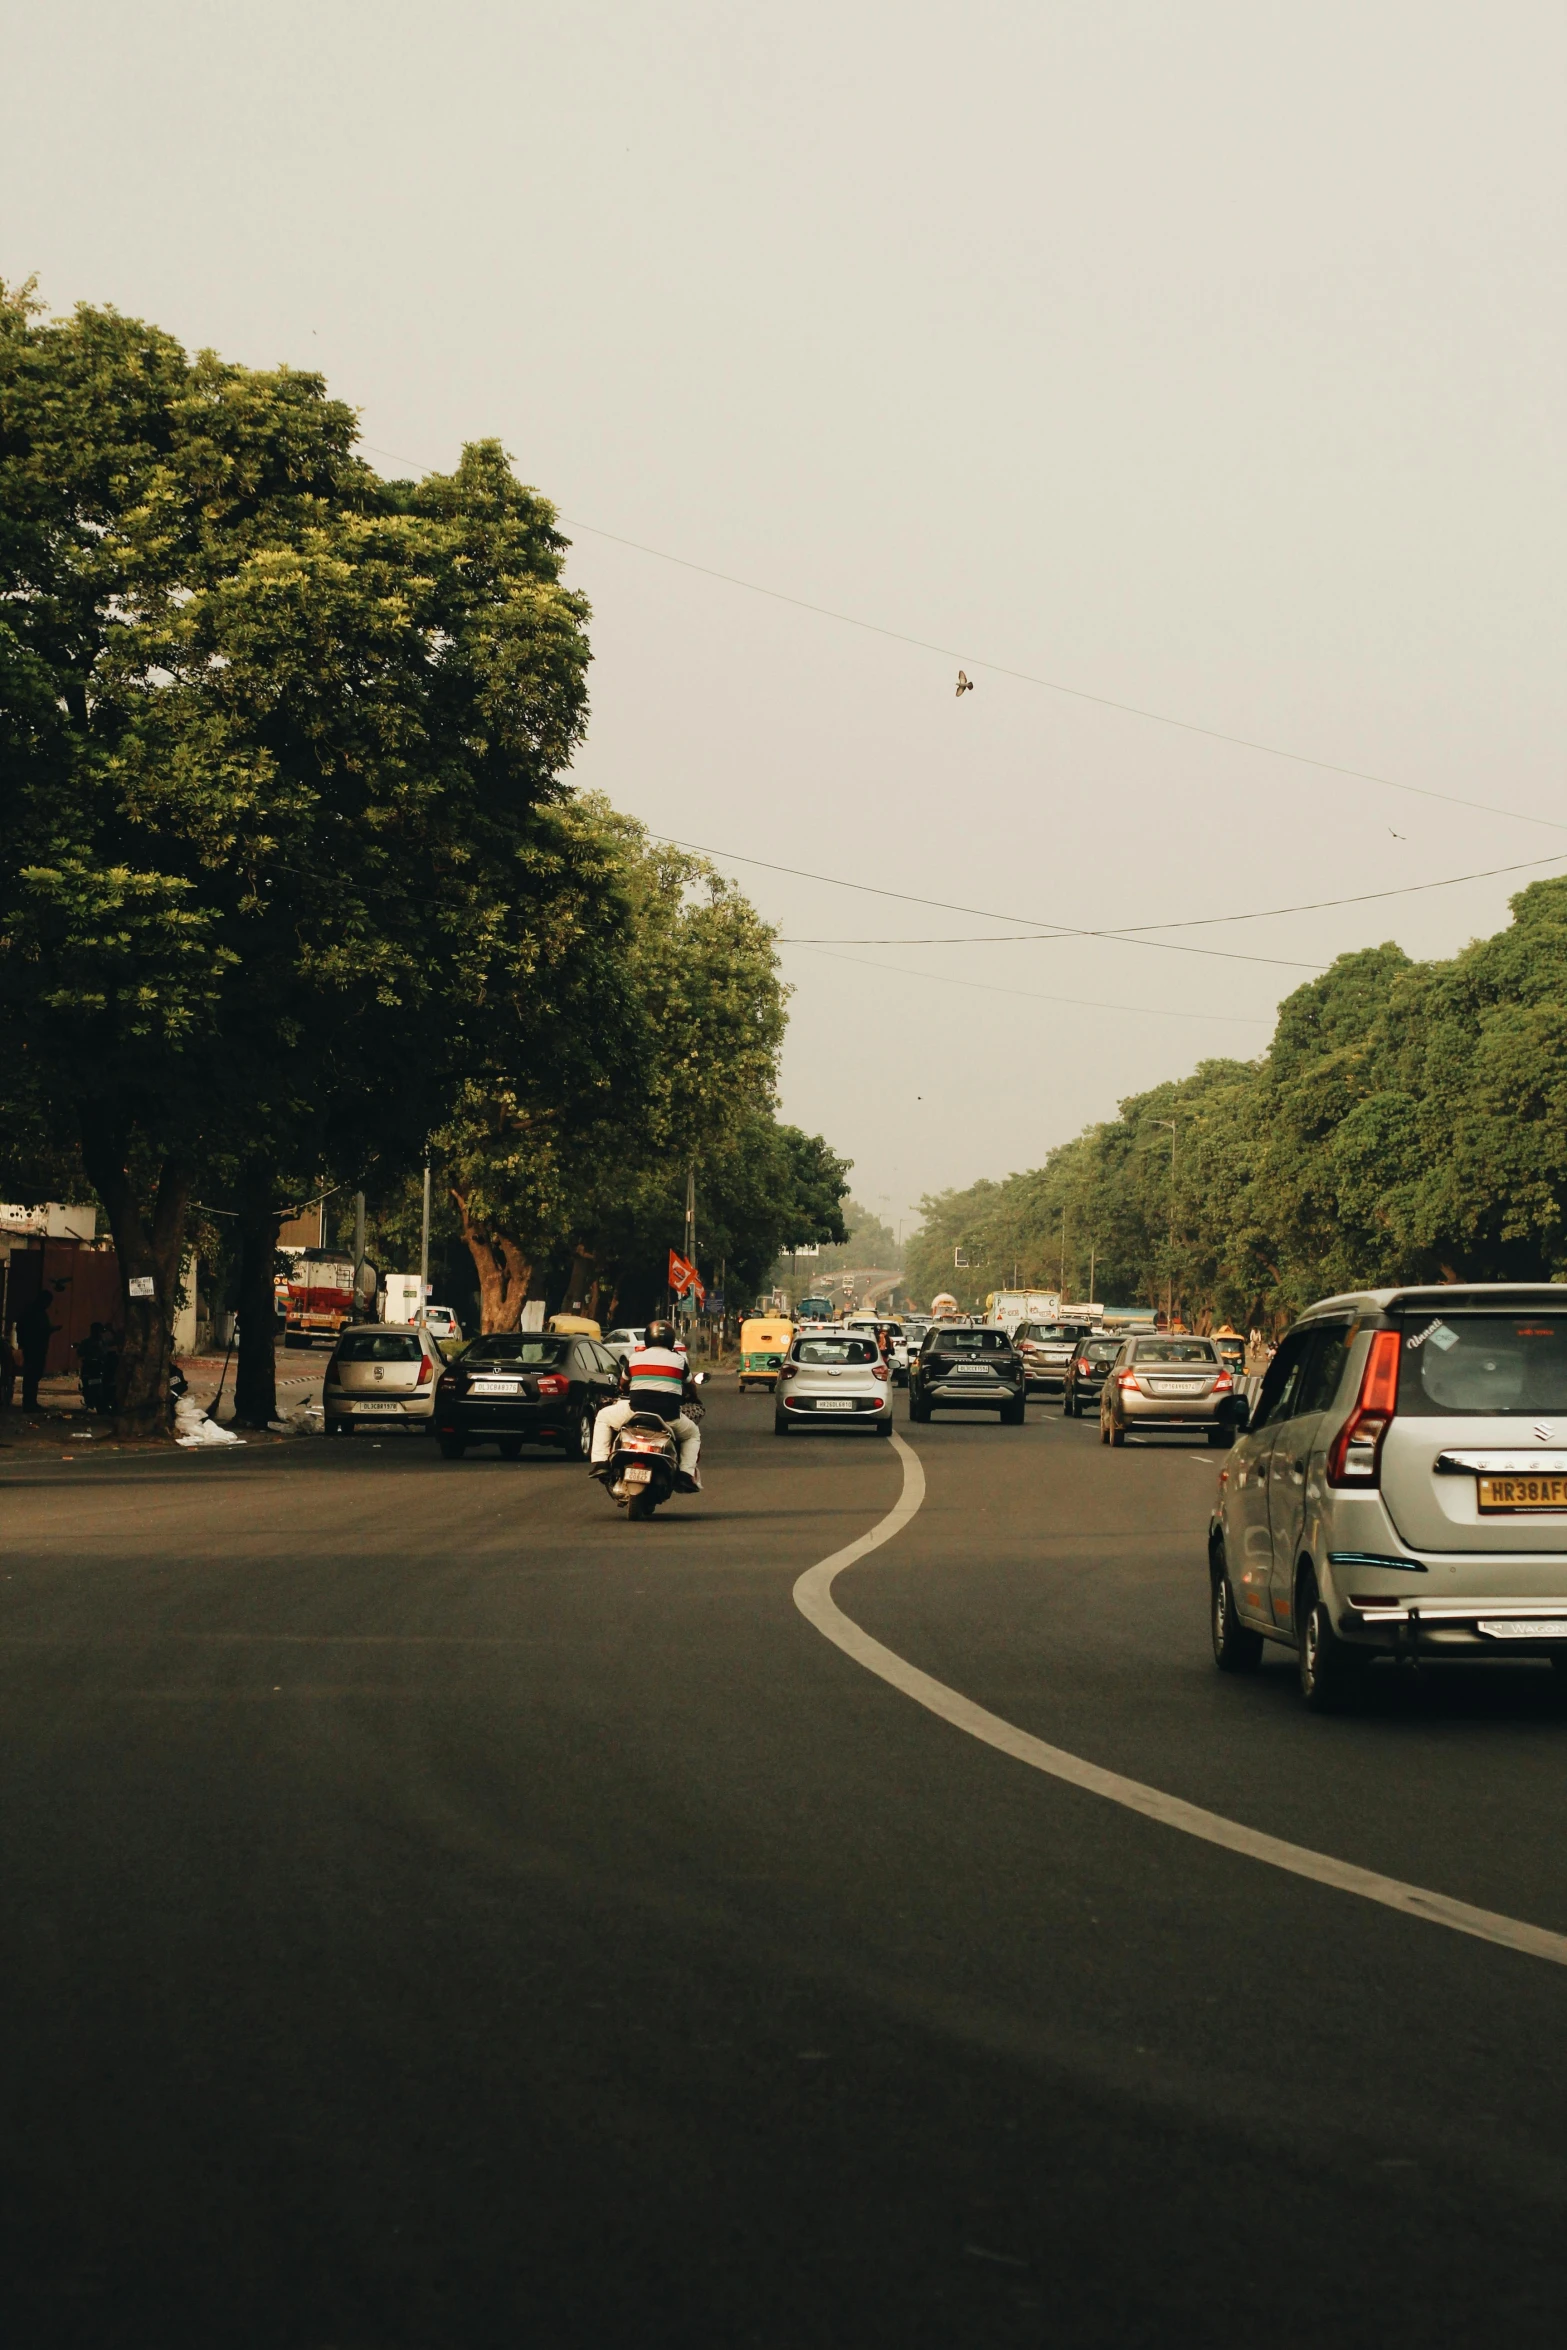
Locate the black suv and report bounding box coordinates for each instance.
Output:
[434,1332,623,1460]
[908,1324,1026,1423]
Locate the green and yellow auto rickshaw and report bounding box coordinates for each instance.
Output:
[739,1316,794,1393]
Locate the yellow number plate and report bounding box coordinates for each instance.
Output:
[1477,1474,1567,1511]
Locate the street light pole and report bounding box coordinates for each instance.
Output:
[1155,1119,1177,1328]
[419,1152,431,1327]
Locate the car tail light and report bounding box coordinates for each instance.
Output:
[1326,1329,1401,1487]
[536,1373,569,1398]
[1077,1359,1091,1374]
[1117,1370,1140,1391]
[417,1356,434,1385]
[872,1363,888,1382]
[1212,1372,1233,1393]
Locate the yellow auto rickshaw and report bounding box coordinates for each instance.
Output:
[739,1316,794,1392]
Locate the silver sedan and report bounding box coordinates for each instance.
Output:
[774,1334,894,1436]
[1100,1336,1238,1447]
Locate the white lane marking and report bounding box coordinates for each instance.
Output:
[793,1432,1567,1971]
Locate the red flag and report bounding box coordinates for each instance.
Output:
[668,1248,704,1305]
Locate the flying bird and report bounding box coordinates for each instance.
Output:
[1389,827,1405,839]
[955,670,975,697]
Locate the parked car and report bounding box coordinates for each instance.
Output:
[1062,1332,1126,1417]
[433,1331,622,1460]
[908,1323,1026,1423]
[1101,1335,1236,1446]
[1210,1283,1567,1710]
[323,1323,443,1436]
[1013,1320,1090,1396]
[775,1332,893,1436]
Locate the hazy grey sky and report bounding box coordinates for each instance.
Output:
[7,2,1564,1242]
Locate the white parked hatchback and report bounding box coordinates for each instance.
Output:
[1210,1284,1567,1709]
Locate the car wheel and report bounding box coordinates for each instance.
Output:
[1207,1426,1233,1449]
[498,1437,523,1459]
[1108,1419,1125,1447]
[874,1416,893,1437]
[438,1435,466,1461]
[1001,1398,1025,1425]
[773,1414,790,1435]
[1298,1572,1368,1713]
[1210,1553,1263,1673]
[575,1410,596,1460]
[1063,1394,1076,1417]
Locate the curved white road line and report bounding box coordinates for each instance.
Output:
[793,1432,1567,1971]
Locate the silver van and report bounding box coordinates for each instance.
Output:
[1210,1285,1567,1709]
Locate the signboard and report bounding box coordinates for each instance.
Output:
[790,1243,820,1259]
[705,1289,725,1316]
[953,1249,970,1269]
[128,1275,155,1298]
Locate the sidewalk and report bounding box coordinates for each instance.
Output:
[0,1346,327,1455]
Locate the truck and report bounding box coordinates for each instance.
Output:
[284,1248,356,1347]
[985,1290,1061,1328]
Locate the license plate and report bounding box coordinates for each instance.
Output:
[471,1381,522,1395]
[1477,1619,1567,1638]
[621,1465,653,1485]
[815,1398,854,1410]
[951,1370,992,1380]
[1152,1382,1203,1395]
[352,1400,402,1413]
[1477,1474,1567,1511]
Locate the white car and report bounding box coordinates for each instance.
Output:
[603,1326,646,1368]
[774,1332,894,1436]
[323,1323,443,1436]
[844,1313,909,1385]
[422,1304,463,1342]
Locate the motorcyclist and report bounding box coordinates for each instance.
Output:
[590,1317,703,1492]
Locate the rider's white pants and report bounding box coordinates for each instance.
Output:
[591,1398,701,1473]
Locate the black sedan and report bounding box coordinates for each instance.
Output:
[907,1324,1026,1423]
[434,1333,623,1460]
[1061,1333,1126,1417]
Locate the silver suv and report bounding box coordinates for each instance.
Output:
[1209,1284,1567,1710]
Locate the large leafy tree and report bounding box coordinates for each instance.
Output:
[0,282,618,1430]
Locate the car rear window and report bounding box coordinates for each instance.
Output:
[1131,1340,1217,1364]
[797,1338,878,1364]
[1399,1312,1567,1415]
[1084,1341,1122,1362]
[465,1337,568,1366]
[932,1328,1011,1351]
[1017,1324,1077,1341]
[336,1332,425,1362]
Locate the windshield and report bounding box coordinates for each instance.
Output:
[1132,1339,1217,1364]
[465,1337,567,1365]
[797,1338,878,1364]
[930,1328,1011,1352]
[336,1332,425,1362]
[1400,1312,1567,1415]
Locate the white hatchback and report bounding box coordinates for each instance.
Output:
[324,1323,443,1436]
[774,1333,893,1436]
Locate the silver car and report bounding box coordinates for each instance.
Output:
[774,1332,893,1436]
[1014,1320,1089,1396]
[1210,1283,1567,1710]
[324,1322,442,1436]
[1100,1334,1237,1445]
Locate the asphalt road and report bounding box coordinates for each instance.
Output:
[5,1384,1567,2346]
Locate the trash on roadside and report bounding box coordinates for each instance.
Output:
[173,1394,244,1449]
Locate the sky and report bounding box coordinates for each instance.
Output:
[6,1,1564,1244]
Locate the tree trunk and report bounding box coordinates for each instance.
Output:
[452,1191,531,1332]
[81,1123,190,1441]
[562,1244,601,1314]
[234,1177,282,1427]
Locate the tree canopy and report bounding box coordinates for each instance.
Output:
[904,880,1567,1325]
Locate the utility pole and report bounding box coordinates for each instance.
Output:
[684,1163,697,1346]
[1155,1119,1177,1329]
[1088,1244,1096,1307]
[353,1191,367,1320]
[1059,1210,1067,1297]
[419,1151,432,1327]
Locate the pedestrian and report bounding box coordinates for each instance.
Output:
[15,1287,59,1413]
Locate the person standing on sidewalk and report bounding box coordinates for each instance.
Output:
[16,1288,59,1412]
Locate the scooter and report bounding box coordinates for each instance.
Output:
[604,1412,680,1520]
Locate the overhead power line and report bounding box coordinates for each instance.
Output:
[661,835,1326,971]
[357,440,1567,847]
[774,849,1567,946]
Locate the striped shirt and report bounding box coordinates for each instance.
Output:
[627,1344,688,1402]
